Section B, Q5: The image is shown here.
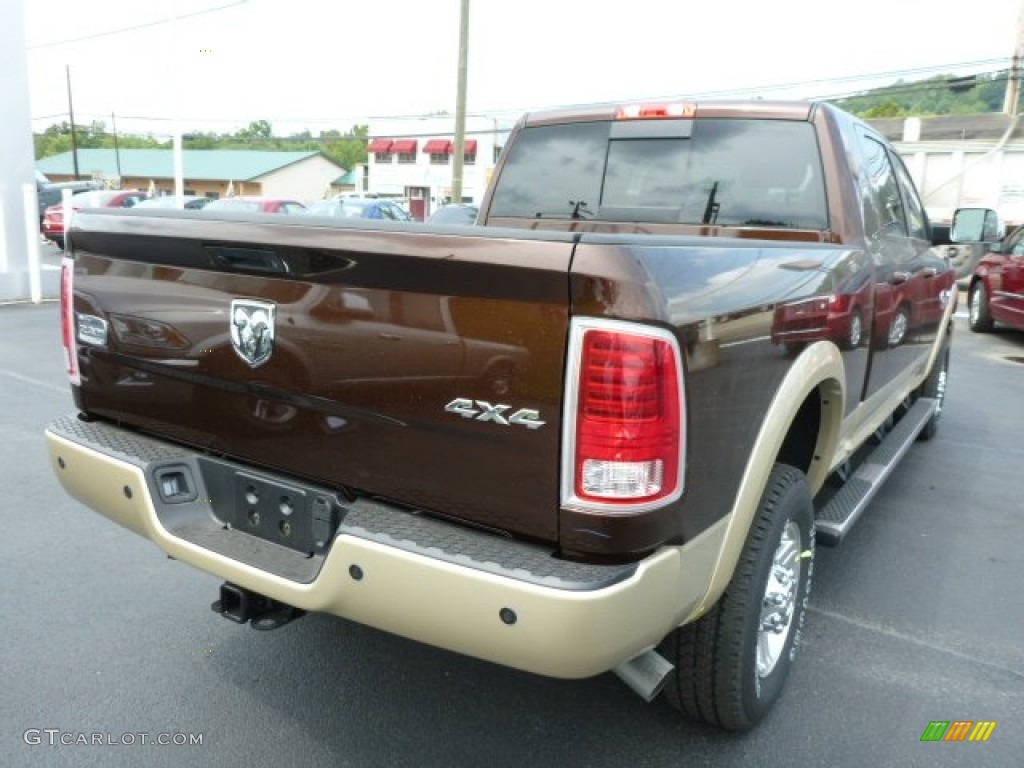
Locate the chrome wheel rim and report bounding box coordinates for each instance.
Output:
[969,288,981,325]
[849,314,862,347]
[757,521,801,678]
[889,310,908,346]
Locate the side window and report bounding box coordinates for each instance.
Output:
[889,150,928,240]
[1007,227,1024,255]
[858,134,906,238]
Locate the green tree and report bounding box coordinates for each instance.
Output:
[861,100,907,118]
[236,119,272,141]
[320,124,368,170]
[182,131,221,150]
[834,71,1011,117]
[33,120,165,159]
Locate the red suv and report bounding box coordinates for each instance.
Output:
[43,189,148,248]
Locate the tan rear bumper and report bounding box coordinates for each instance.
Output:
[45,417,717,679]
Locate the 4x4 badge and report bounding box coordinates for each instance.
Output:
[230,299,276,368]
[444,398,545,430]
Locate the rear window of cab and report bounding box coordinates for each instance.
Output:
[489,118,827,229]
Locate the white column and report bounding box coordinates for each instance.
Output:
[0,0,45,301]
[22,182,41,302]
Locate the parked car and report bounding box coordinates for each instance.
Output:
[203,197,305,214]
[427,203,479,225]
[135,195,213,210]
[35,171,102,225]
[771,250,873,351]
[961,214,1024,333]
[873,253,952,347]
[42,189,148,248]
[303,198,411,221]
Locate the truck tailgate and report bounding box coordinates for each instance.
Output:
[68,211,574,543]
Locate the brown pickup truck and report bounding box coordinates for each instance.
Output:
[46,100,959,730]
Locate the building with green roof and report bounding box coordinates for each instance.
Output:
[37,149,347,201]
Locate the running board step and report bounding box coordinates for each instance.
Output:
[815,397,937,546]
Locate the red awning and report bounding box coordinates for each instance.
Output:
[423,139,452,154]
[390,139,418,154]
[368,138,393,153]
[462,139,478,154]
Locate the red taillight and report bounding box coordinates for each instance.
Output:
[615,103,696,120]
[563,320,684,511]
[60,257,80,386]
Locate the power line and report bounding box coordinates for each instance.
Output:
[31,60,1013,131]
[471,58,1012,117]
[819,70,1010,102]
[27,0,248,50]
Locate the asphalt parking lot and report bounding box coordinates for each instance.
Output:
[1,299,1022,768]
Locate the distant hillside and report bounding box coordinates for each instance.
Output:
[831,71,1010,117]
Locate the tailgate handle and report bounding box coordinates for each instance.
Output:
[206,245,288,274]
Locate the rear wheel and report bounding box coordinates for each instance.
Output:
[968,281,994,332]
[661,463,814,730]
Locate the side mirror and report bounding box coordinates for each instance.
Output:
[950,207,1003,243]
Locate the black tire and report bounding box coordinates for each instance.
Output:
[968,281,994,332]
[783,342,804,357]
[917,336,950,442]
[661,464,814,731]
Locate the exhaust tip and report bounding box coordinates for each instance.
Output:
[613,649,675,703]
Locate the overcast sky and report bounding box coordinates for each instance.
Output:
[23,0,1024,137]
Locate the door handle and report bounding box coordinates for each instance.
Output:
[889,271,909,285]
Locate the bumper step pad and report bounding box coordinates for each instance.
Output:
[47,414,638,590]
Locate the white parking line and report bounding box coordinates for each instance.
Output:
[808,606,1024,682]
[0,369,68,395]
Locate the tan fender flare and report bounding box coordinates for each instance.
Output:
[686,341,845,622]
[921,285,957,378]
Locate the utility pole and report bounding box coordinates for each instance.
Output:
[1004,0,1024,114]
[170,0,184,203]
[66,65,81,180]
[451,0,470,204]
[111,113,123,183]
